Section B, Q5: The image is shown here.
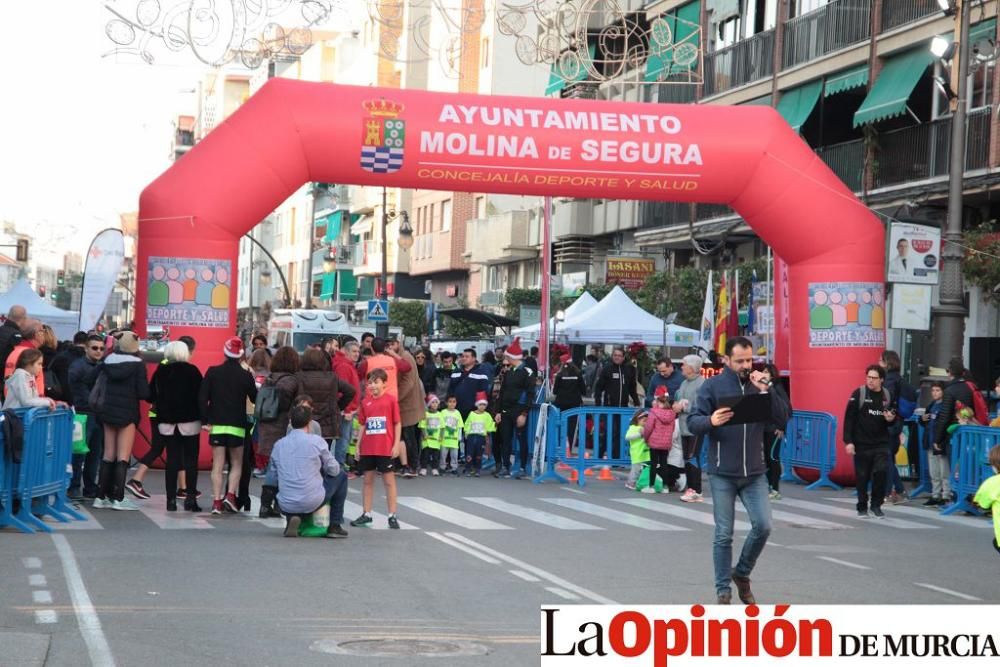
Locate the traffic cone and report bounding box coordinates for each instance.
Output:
[568,469,578,482]
[583,451,594,477]
[598,465,614,482]
[557,442,572,471]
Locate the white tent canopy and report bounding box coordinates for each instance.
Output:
[511,291,599,339]
[558,286,698,346]
[0,279,80,340]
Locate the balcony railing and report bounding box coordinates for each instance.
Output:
[783,0,872,69]
[880,0,939,32]
[816,138,865,192]
[704,30,775,97]
[874,107,991,188]
[639,201,690,229]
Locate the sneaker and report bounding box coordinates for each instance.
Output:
[871,507,885,518]
[431,468,440,477]
[222,493,239,513]
[211,500,224,515]
[111,497,140,511]
[625,483,636,490]
[856,509,869,518]
[387,515,400,529]
[640,487,657,494]
[889,492,909,505]
[680,488,702,503]
[406,469,418,478]
[716,591,732,605]
[283,516,301,537]
[252,467,266,479]
[731,572,756,605]
[769,490,782,501]
[125,480,150,500]
[923,497,942,506]
[418,468,427,476]
[92,497,111,509]
[350,513,373,527]
[175,488,187,500]
[325,524,348,538]
[473,471,480,477]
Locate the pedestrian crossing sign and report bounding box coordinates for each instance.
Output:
[367,299,389,322]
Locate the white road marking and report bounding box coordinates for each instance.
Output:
[545,587,581,600]
[705,498,852,531]
[34,610,58,624]
[614,497,752,530]
[246,495,289,530]
[779,498,937,530]
[426,532,501,564]
[913,582,982,601]
[541,498,689,531]
[816,556,871,570]
[29,574,47,587]
[509,569,541,583]
[828,497,992,529]
[397,497,512,530]
[139,495,215,530]
[32,590,53,604]
[558,486,587,495]
[464,497,600,530]
[343,500,419,530]
[49,505,103,530]
[22,557,41,569]
[51,534,116,667]
[444,533,618,604]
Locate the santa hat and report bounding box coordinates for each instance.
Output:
[559,353,571,365]
[505,337,522,358]
[654,385,669,400]
[223,336,244,359]
[475,391,489,406]
[426,394,440,406]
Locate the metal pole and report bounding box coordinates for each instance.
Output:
[249,227,255,332]
[306,184,317,309]
[539,196,552,381]
[243,233,291,306]
[377,186,389,339]
[931,0,971,367]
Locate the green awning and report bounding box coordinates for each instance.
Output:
[824,64,868,97]
[337,270,358,299]
[968,17,997,46]
[546,43,597,96]
[853,48,933,127]
[776,79,822,133]
[319,272,336,300]
[644,1,701,82]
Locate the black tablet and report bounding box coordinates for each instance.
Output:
[717,393,772,425]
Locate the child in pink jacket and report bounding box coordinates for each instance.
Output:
[643,385,680,493]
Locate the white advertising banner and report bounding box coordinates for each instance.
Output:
[890,283,933,331]
[79,229,125,332]
[887,222,941,285]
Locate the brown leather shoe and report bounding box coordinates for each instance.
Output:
[716,591,732,604]
[732,573,756,604]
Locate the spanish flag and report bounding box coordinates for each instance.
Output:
[714,272,730,355]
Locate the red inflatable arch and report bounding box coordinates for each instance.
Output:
[137,78,884,482]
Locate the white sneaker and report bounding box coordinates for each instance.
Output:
[418,468,427,476]
[680,488,703,503]
[112,497,140,511]
[676,474,687,492]
[92,497,110,509]
[431,468,440,476]
[640,487,657,494]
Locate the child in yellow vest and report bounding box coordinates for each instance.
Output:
[439,396,464,475]
[419,394,444,476]
[463,392,496,477]
[973,444,1000,556]
[625,409,651,491]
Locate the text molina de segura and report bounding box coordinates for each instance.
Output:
[423,104,703,166]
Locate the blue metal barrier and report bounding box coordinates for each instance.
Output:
[535,406,635,487]
[0,419,39,534]
[941,425,999,516]
[907,419,933,498]
[481,403,542,475]
[780,410,841,491]
[11,408,85,533]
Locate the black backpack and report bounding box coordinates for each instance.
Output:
[1,409,25,464]
[254,377,282,423]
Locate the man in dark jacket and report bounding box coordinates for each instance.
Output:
[448,348,492,419]
[0,305,26,372]
[67,334,106,498]
[689,336,790,606]
[495,339,534,478]
[50,331,87,405]
[552,354,586,451]
[843,364,897,519]
[434,351,456,401]
[645,358,684,408]
[932,357,975,456]
[593,347,639,459]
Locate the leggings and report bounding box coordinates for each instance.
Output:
[164,433,199,501]
[681,435,703,494]
[649,449,679,489]
[403,425,420,471]
[238,431,254,503]
[139,424,166,467]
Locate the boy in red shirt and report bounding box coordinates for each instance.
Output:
[350,368,403,529]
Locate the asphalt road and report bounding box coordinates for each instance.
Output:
[2,469,998,666]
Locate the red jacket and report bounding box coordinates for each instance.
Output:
[332,350,361,413]
[643,405,676,450]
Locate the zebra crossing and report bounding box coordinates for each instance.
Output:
[25,490,987,534]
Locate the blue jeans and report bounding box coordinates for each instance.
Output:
[70,415,104,496]
[709,473,772,595]
[333,416,353,466]
[321,472,348,525]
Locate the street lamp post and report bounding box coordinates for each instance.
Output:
[930,0,972,367]
[377,185,414,338]
[243,233,290,307]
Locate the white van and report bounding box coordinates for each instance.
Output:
[267,309,353,352]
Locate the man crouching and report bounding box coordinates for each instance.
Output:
[267,404,349,538]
